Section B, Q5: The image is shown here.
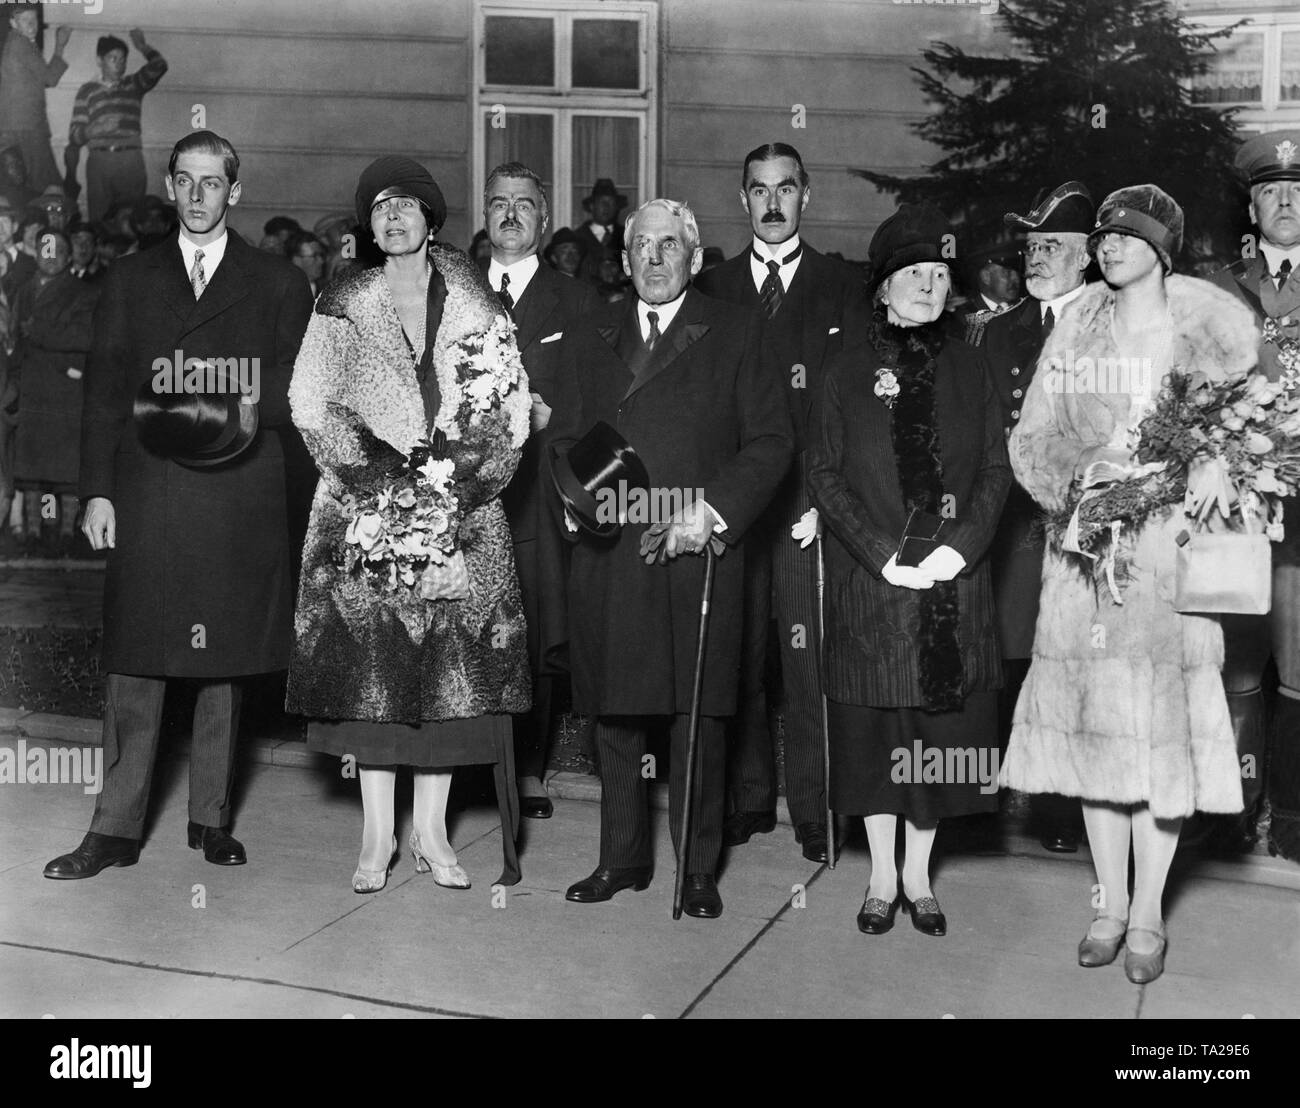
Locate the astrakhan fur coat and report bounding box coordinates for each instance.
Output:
[1000,276,1258,818]
[285,244,532,723]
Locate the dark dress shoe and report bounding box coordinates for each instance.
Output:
[187,821,246,865]
[681,873,722,918]
[565,865,652,903]
[723,810,776,847]
[856,895,899,934]
[904,895,947,936]
[795,822,830,863]
[1039,826,1080,853]
[44,832,140,879]
[522,795,554,819]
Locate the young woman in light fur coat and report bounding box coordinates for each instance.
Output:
[1001,185,1259,984]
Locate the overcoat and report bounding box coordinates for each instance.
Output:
[495,261,598,675]
[12,268,99,488]
[548,288,794,716]
[78,230,314,676]
[1000,276,1257,818]
[285,245,532,723]
[807,334,1010,708]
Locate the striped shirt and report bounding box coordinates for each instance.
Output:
[67,49,168,151]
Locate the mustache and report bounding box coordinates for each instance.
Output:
[498,218,522,229]
[761,211,785,223]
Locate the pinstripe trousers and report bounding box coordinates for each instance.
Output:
[595,714,725,874]
[728,461,826,826]
[90,673,243,840]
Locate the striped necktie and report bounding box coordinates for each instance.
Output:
[498,271,515,317]
[753,243,803,319]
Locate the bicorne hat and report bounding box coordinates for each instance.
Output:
[1005,181,1095,236]
[550,422,649,538]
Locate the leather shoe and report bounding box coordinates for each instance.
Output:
[1078,915,1127,967]
[723,810,775,847]
[44,832,139,879]
[1124,925,1168,984]
[187,821,246,865]
[682,873,722,918]
[522,795,553,819]
[565,865,652,903]
[795,821,830,863]
[856,895,899,934]
[1040,825,1080,853]
[904,894,947,936]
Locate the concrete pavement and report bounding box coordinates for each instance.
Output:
[2,735,1297,1019]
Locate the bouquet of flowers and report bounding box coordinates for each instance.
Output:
[435,314,526,436]
[1053,368,1300,599]
[340,436,460,591]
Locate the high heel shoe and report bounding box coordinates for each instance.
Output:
[1078,915,1127,967]
[409,829,471,890]
[856,894,900,934]
[1123,924,1167,984]
[902,893,947,936]
[352,835,398,894]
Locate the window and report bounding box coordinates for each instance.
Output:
[474,2,658,237]
[1191,14,1300,122]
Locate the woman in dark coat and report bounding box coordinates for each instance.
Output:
[808,203,1010,936]
[287,157,531,894]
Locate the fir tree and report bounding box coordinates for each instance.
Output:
[854,0,1246,263]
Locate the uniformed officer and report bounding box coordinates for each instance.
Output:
[1206,130,1300,860]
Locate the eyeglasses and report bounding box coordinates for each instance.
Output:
[1020,241,1064,259]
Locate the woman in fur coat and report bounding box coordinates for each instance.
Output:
[809,203,1010,938]
[286,157,531,893]
[1001,185,1259,983]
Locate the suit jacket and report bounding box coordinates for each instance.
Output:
[694,243,869,454]
[1209,254,1300,384]
[492,259,599,674]
[808,335,1009,707]
[573,219,622,286]
[548,288,794,715]
[978,295,1053,658]
[79,229,314,676]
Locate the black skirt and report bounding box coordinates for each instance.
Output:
[828,691,1000,821]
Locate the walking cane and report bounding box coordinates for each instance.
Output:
[816,534,836,868]
[672,542,719,920]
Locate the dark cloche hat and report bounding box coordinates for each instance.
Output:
[868,202,954,290]
[1089,183,1183,273]
[355,155,447,232]
[1005,181,1095,235]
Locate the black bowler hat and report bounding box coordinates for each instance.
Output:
[583,178,628,211]
[550,422,650,538]
[134,370,258,468]
[1005,181,1095,235]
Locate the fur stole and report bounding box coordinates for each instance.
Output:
[870,311,964,712]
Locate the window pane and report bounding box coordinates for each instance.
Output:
[1192,32,1264,104]
[485,15,554,87]
[572,116,639,227]
[485,112,554,214]
[1283,31,1300,103]
[572,18,639,90]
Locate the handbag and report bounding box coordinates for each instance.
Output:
[1172,510,1272,616]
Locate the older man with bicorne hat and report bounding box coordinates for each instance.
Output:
[976,180,1095,854]
[1206,130,1300,861]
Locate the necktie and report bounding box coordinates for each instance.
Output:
[645,310,660,351]
[498,272,514,317]
[1042,306,1055,339]
[189,249,206,300]
[1276,259,1292,292]
[759,260,783,319]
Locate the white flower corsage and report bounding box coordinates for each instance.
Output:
[874,368,900,409]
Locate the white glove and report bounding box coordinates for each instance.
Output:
[917,544,966,582]
[881,553,934,590]
[791,507,822,548]
[563,506,579,534]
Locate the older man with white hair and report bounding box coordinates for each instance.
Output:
[549,197,793,917]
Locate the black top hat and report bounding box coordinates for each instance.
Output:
[134,369,259,468]
[550,421,649,537]
[1005,181,1095,235]
[583,178,628,211]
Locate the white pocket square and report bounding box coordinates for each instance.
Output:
[541,332,563,343]
[828,327,840,335]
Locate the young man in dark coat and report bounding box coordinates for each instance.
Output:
[481,160,599,818]
[695,141,869,863]
[979,181,1093,853]
[551,198,794,918]
[44,130,314,879]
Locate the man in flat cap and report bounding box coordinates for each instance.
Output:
[44,130,314,880]
[978,181,1094,853]
[1207,130,1300,861]
[64,29,168,222]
